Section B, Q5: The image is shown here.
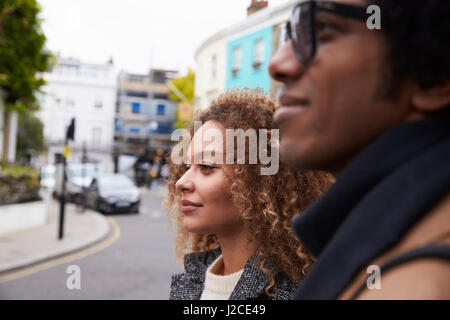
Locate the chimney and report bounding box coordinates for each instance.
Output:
[247,0,268,16]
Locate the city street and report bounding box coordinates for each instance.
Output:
[0,185,183,299]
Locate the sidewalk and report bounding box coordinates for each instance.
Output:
[0,193,111,274]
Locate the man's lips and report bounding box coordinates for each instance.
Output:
[274,95,310,125]
[181,200,203,213]
[278,95,310,107]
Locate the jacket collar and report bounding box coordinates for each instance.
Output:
[175,248,294,300]
[182,248,270,299]
[183,247,222,281]
[230,252,269,300]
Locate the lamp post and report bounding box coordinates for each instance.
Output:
[113,141,120,173]
[58,117,75,240]
[79,142,88,211]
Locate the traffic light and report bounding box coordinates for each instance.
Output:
[66,118,75,141]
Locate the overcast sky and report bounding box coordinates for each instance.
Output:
[38,0,291,75]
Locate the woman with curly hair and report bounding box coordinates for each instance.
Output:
[166,89,333,300]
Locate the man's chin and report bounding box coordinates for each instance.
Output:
[280,139,327,171]
[279,140,308,169]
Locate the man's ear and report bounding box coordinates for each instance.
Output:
[411,81,450,112]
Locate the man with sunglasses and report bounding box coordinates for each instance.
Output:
[269,0,450,299]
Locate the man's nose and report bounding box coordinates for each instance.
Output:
[175,170,194,193]
[268,40,305,84]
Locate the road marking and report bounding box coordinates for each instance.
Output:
[151,210,162,218]
[0,217,121,284]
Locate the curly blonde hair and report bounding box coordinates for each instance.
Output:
[164,89,333,296]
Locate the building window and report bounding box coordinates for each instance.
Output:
[153,93,168,100]
[65,97,75,106]
[212,55,217,80]
[253,38,264,69]
[92,127,102,146]
[157,104,165,116]
[126,91,148,98]
[131,102,140,114]
[232,46,241,76]
[128,74,146,82]
[94,100,103,109]
[156,122,173,134]
[114,119,122,133]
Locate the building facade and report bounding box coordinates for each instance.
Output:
[37,57,117,172]
[226,25,273,93]
[194,33,227,113]
[194,0,295,111]
[114,69,178,160]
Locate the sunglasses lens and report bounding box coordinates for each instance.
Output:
[291,4,313,63]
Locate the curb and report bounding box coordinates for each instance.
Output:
[0,210,111,274]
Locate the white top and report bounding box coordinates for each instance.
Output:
[200,255,244,300]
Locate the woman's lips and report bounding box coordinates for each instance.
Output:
[181,205,202,213]
[181,200,203,213]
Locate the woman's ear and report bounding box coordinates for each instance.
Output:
[411,81,450,112]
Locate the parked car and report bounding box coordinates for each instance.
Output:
[40,165,56,191]
[84,174,140,214]
[53,162,102,203]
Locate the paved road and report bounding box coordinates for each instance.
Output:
[0,186,183,299]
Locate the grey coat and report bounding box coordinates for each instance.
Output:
[169,248,297,300]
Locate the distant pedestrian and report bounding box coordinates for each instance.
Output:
[145,167,152,189]
[165,90,333,300]
[160,164,169,181]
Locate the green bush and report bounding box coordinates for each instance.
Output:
[0,163,40,204]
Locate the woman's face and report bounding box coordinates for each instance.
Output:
[175,120,242,237]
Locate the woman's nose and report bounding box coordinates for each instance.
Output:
[268,40,305,84]
[175,170,194,193]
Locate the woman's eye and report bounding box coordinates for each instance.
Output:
[182,164,191,172]
[199,164,215,171]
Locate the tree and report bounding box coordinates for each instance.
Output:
[0,0,51,112]
[0,0,51,163]
[16,111,46,162]
[169,68,195,103]
[168,68,195,129]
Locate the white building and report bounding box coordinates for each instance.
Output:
[194,32,228,111]
[37,57,117,172]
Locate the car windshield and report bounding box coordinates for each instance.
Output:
[98,175,134,190]
[41,171,54,179]
[68,166,101,178]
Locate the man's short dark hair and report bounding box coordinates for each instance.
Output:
[368,0,450,90]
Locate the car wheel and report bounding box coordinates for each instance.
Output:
[96,200,104,214]
[72,194,80,204]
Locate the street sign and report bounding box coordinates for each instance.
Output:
[178,102,193,121]
[63,145,71,158]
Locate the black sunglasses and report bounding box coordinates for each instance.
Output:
[286,1,368,64]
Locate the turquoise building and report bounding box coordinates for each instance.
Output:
[226,25,273,94]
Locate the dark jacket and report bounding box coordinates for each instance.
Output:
[292,111,450,299]
[170,248,297,300]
